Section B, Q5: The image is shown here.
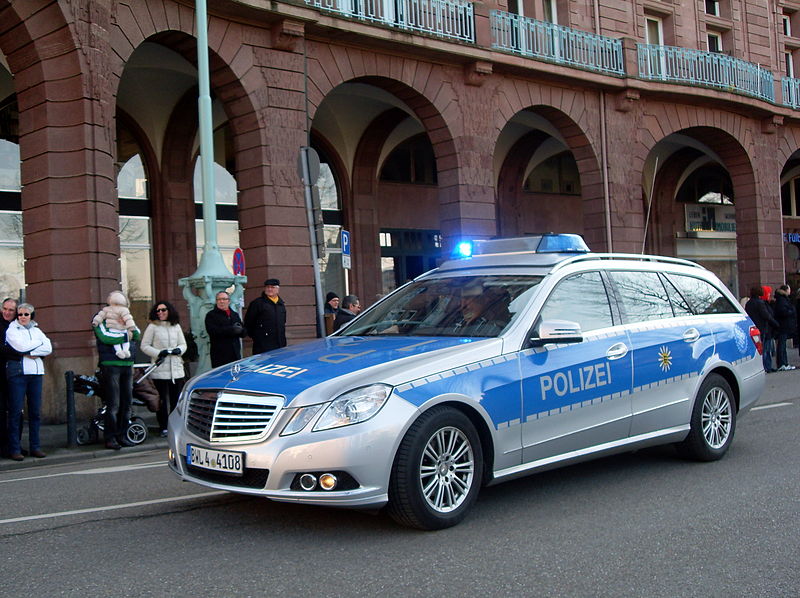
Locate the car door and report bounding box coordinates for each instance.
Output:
[606,270,715,437]
[520,271,634,464]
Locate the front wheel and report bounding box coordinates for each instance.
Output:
[676,373,736,461]
[388,406,483,530]
[125,417,148,445]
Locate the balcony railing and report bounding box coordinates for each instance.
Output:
[304,0,475,43]
[490,11,625,76]
[781,77,800,108]
[637,44,775,102]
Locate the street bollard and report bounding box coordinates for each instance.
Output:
[65,370,77,448]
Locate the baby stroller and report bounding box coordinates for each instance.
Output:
[73,359,162,446]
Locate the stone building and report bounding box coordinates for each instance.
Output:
[1,0,799,419]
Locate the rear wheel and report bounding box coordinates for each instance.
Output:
[388,406,483,530]
[676,373,736,461]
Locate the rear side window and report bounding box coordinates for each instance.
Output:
[539,271,614,332]
[660,275,694,316]
[666,274,738,314]
[608,270,673,323]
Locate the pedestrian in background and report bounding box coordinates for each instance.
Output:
[773,284,797,371]
[334,295,361,331]
[324,292,340,314]
[141,301,186,437]
[93,291,140,450]
[205,291,246,368]
[0,297,18,457]
[5,303,52,461]
[745,285,778,373]
[245,278,287,354]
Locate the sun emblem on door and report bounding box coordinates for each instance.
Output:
[658,346,672,372]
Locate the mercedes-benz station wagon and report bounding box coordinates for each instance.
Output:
[168,234,764,529]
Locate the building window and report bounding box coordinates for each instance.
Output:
[645,16,664,46]
[783,14,792,37]
[193,160,239,269]
[705,0,720,17]
[380,134,437,185]
[786,52,796,78]
[707,32,723,53]
[781,177,800,217]
[523,151,581,195]
[542,0,557,23]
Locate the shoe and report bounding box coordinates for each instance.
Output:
[30,450,46,458]
[160,429,168,438]
[787,365,796,370]
[105,440,121,450]
[119,437,135,447]
[9,453,23,461]
[778,365,787,371]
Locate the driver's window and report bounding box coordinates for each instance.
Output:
[539,271,614,332]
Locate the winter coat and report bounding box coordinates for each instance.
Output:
[205,306,246,368]
[5,320,52,375]
[94,322,140,366]
[244,294,287,354]
[333,308,357,331]
[140,321,187,381]
[745,297,779,340]
[772,293,797,337]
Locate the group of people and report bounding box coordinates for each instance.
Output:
[324,291,362,331]
[744,284,799,373]
[2,277,361,458]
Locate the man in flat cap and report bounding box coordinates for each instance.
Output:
[244,278,287,354]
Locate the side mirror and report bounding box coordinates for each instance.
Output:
[531,319,584,346]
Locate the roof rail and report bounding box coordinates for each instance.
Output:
[551,253,706,272]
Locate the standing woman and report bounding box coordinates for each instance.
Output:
[5,303,52,461]
[140,301,186,437]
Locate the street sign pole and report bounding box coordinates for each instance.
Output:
[299,146,325,337]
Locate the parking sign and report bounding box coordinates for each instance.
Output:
[341,230,351,269]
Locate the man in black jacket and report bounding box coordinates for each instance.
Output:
[745,285,779,373]
[205,291,247,368]
[334,295,361,331]
[1,298,18,457]
[244,279,287,354]
[772,284,797,371]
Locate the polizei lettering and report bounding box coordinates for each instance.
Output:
[539,362,611,401]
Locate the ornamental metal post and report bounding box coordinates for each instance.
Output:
[179,0,246,375]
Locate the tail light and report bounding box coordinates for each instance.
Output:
[749,326,763,355]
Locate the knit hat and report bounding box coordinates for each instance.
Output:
[326,292,339,303]
[107,290,129,308]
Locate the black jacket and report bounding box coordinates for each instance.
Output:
[773,294,797,337]
[244,294,287,354]
[205,306,246,368]
[333,308,356,331]
[745,297,779,339]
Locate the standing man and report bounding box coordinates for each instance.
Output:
[244,278,287,354]
[745,285,779,373]
[334,295,361,331]
[0,297,18,457]
[205,291,247,367]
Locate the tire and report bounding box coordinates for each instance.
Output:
[125,417,148,445]
[676,373,736,461]
[387,406,483,530]
[76,425,98,446]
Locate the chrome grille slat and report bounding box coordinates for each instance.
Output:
[186,390,284,443]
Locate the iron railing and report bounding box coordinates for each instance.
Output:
[781,76,800,108]
[490,11,625,76]
[305,0,475,43]
[637,44,775,102]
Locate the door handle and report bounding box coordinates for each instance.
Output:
[606,342,629,360]
[683,328,700,343]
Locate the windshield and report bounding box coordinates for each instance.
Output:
[341,275,543,337]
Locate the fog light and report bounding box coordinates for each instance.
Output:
[299,473,317,491]
[318,473,338,491]
[168,448,175,464]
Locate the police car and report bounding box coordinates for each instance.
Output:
[168,234,764,529]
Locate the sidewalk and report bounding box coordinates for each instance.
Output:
[1,409,169,471]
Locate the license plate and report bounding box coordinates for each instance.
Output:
[186,445,244,476]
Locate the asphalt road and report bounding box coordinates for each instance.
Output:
[1,395,797,598]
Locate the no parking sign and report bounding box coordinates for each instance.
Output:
[232,248,246,275]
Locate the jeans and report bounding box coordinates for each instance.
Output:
[776,333,790,368]
[101,365,132,441]
[762,337,775,372]
[6,361,43,455]
[154,378,184,431]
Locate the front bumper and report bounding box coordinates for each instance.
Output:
[167,396,417,509]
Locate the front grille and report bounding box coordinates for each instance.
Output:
[186,462,269,489]
[186,389,284,443]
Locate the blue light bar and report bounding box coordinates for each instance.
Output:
[454,241,473,258]
[468,234,590,256]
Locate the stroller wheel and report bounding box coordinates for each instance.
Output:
[76,425,98,446]
[126,417,148,445]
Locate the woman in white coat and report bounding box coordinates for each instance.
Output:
[140,300,186,437]
[5,303,52,460]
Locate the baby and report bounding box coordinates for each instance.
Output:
[92,291,137,359]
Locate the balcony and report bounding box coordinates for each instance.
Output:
[490,11,625,76]
[637,44,775,103]
[781,77,800,108]
[304,0,475,43]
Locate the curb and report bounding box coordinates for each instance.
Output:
[0,439,170,471]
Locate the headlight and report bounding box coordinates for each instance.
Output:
[280,404,324,436]
[313,384,393,431]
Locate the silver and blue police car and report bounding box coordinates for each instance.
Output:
[168,234,764,529]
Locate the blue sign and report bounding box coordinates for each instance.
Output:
[341,230,351,256]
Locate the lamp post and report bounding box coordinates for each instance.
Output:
[179,0,246,374]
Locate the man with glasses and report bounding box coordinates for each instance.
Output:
[205,291,247,367]
[0,298,18,457]
[333,295,361,331]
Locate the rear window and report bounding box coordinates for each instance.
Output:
[665,274,738,314]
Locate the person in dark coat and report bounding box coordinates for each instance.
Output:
[745,284,779,373]
[324,292,340,315]
[772,284,797,370]
[334,295,361,331]
[1,298,19,457]
[244,278,287,354]
[205,291,247,367]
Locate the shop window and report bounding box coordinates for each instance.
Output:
[523,151,581,195]
[380,134,437,185]
[781,177,800,217]
[675,164,733,205]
